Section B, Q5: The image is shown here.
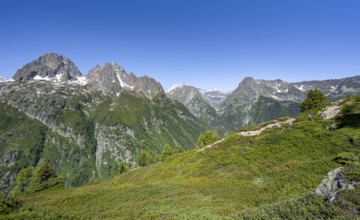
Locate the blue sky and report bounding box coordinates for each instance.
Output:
[0,0,359,90]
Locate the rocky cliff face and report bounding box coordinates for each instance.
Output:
[87,63,164,99]
[0,54,205,192]
[13,53,82,82]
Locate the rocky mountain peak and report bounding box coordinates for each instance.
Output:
[13,53,82,82]
[167,84,203,106]
[86,62,164,98]
[241,76,256,84]
[134,76,165,97]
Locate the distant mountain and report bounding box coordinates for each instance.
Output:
[221,76,360,130]
[13,53,82,82]
[168,76,360,132]
[199,88,231,110]
[0,53,205,192]
[0,76,6,82]
[291,76,360,100]
[87,63,164,99]
[218,77,301,130]
[167,84,219,125]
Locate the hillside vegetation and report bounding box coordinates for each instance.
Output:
[1,97,360,219]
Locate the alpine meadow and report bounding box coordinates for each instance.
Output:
[1,0,360,219]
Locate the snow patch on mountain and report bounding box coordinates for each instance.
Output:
[34,75,52,81]
[71,76,88,85]
[167,84,190,93]
[0,77,12,83]
[294,85,305,91]
[116,73,134,89]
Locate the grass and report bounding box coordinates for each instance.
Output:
[3,104,360,219]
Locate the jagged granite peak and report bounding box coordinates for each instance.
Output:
[0,60,204,191]
[86,62,164,98]
[13,53,82,82]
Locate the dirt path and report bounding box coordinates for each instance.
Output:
[197,118,295,152]
[197,139,225,152]
[237,118,296,136]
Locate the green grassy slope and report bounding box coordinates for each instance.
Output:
[0,81,206,190]
[3,99,360,219]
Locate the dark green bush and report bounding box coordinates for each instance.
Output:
[0,194,21,215]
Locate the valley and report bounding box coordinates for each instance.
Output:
[0,53,359,219]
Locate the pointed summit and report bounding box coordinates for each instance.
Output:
[13,53,82,82]
[86,62,164,99]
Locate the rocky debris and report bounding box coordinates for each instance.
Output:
[321,101,342,119]
[327,124,338,130]
[0,151,19,167]
[13,53,82,82]
[95,124,136,178]
[313,167,357,201]
[0,171,17,193]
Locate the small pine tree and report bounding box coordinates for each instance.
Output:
[300,89,328,112]
[27,161,62,193]
[11,167,33,195]
[136,150,152,167]
[160,144,176,161]
[196,130,220,148]
[119,163,127,174]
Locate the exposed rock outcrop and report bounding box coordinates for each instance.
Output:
[314,167,357,201]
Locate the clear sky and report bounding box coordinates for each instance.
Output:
[0,0,359,90]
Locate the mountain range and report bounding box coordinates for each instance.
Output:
[0,53,205,192]
[0,53,359,193]
[167,75,360,131]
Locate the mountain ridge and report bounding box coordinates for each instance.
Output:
[0,53,206,192]
[167,75,360,131]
